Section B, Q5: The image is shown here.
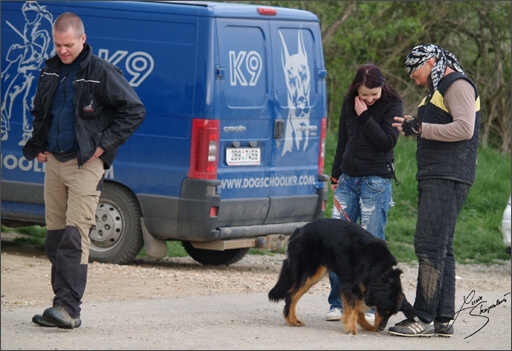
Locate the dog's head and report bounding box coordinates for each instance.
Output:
[364,267,416,331]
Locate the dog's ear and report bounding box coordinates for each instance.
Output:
[387,268,403,283]
[401,295,417,320]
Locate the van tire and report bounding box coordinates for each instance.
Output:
[182,241,249,266]
[89,182,144,265]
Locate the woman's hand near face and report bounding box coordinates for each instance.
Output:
[354,96,367,116]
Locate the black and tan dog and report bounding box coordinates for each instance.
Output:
[268,218,416,335]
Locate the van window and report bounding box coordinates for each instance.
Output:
[221,25,268,109]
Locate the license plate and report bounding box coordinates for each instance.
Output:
[226,147,261,166]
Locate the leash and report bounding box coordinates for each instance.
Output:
[333,196,351,222]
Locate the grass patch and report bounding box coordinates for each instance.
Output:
[1,224,46,250]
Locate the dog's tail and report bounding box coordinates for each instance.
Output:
[268,258,294,302]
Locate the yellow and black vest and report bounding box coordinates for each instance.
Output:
[416,72,480,185]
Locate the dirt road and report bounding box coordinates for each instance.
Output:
[1,244,510,350]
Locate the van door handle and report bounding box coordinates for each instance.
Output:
[216,65,225,79]
[274,119,284,139]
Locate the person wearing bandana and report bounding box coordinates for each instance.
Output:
[388,44,480,337]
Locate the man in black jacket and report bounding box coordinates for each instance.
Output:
[389,44,480,337]
[24,12,145,329]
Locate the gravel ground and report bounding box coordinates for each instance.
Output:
[1,243,511,350]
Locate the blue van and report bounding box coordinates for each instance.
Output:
[1,1,328,265]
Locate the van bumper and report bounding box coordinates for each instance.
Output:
[138,177,327,242]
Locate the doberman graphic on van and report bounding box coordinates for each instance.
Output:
[280,31,311,156]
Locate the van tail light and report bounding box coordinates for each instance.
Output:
[318,118,326,175]
[189,118,219,179]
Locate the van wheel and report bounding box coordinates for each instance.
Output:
[182,241,249,266]
[89,182,144,265]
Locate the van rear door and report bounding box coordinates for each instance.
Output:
[214,18,272,227]
[214,9,327,227]
[268,23,327,223]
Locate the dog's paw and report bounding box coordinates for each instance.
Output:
[344,327,358,335]
[285,317,305,327]
[357,316,379,332]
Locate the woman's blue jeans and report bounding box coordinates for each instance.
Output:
[328,174,393,310]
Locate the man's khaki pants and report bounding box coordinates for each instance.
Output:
[44,154,104,318]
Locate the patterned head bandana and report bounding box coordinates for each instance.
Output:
[405,44,465,90]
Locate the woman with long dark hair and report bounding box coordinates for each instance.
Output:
[326,64,403,322]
